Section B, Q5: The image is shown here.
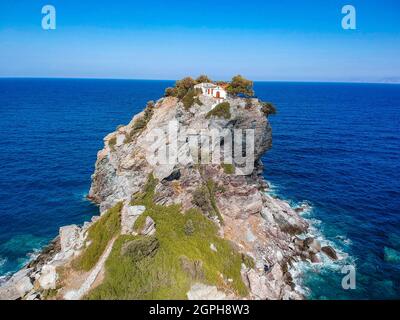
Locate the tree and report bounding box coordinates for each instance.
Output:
[175,77,196,99]
[164,87,177,97]
[196,75,212,83]
[226,75,254,97]
[261,102,277,116]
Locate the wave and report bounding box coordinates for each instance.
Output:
[264,183,354,299]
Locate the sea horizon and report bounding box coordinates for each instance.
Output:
[1,77,399,85]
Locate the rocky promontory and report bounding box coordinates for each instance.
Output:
[0,76,337,300]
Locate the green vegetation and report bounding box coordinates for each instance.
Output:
[245,98,253,109]
[164,77,197,99]
[108,136,117,151]
[73,202,122,271]
[182,88,203,110]
[196,75,212,83]
[222,163,235,175]
[42,288,58,299]
[164,75,212,100]
[261,102,277,117]
[241,253,255,269]
[191,179,224,224]
[205,179,224,224]
[206,102,231,120]
[184,219,195,236]
[192,186,214,216]
[121,236,159,260]
[130,173,158,206]
[86,174,247,299]
[125,101,155,143]
[226,75,254,97]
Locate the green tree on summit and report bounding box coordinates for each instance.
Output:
[226,75,254,97]
[195,75,212,83]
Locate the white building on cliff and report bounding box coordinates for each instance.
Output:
[194,83,227,103]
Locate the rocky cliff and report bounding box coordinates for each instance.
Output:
[0,91,338,300]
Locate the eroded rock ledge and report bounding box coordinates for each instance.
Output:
[0,94,337,300]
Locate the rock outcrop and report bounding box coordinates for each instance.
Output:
[0,91,338,300]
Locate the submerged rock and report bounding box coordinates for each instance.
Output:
[384,247,400,263]
[321,246,338,261]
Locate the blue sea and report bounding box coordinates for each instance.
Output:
[0,79,399,299]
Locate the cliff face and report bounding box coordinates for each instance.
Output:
[86,95,308,300]
[88,95,272,214]
[1,93,336,301]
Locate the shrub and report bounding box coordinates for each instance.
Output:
[182,89,202,110]
[108,136,117,151]
[121,236,159,261]
[245,98,253,109]
[206,102,231,120]
[192,186,213,214]
[205,179,224,224]
[182,89,196,110]
[164,76,209,99]
[222,163,235,175]
[184,219,195,236]
[215,80,228,86]
[131,173,158,206]
[241,253,255,269]
[175,77,196,99]
[74,202,122,271]
[226,75,254,97]
[164,87,177,97]
[125,101,155,143]
[261,102,277,116]
[196,75,212,83]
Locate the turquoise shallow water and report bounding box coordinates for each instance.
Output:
[0,79,399,299]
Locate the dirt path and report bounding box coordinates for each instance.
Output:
[63,237,116,300]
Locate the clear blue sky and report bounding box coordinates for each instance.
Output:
[0,0,399,82]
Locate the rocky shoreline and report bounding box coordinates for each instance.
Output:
[0,87,338,300]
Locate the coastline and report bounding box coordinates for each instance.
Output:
[0,89,341,300]
[0,178,341,300]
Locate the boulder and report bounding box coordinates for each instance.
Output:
[242,268,278,300]
[60,225,83,255]
[309,253,321,264]
[140,216,156,236]
[15,276,33,297]
[210,243,217,252]
[384,247,400,263]
[38,264,58,290]
[260,207,274,224]
[121,204,146,235]
[187,283,226,300]
[321,246,338,260]
[0,268,33,300]
[304,237,321,254]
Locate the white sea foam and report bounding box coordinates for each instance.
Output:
[264,181,354,298]
[0,257,5,267]
[0,257,10,286]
